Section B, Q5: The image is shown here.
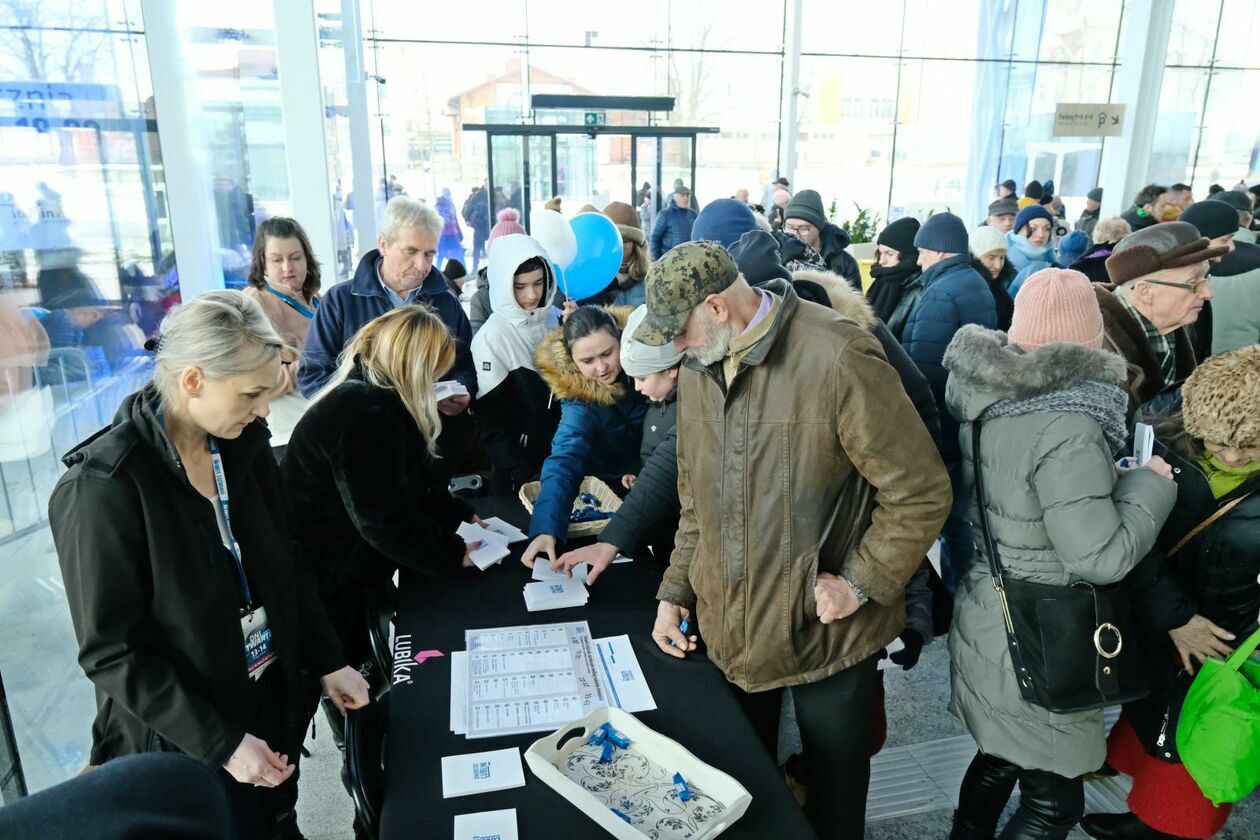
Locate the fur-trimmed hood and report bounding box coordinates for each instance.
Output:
[943,323,1127,422]
[790,268,876,331]
[534,305,635,405]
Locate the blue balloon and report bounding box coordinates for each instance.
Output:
[561,213,624,300]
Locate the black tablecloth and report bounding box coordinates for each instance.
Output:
[380,498,816,839]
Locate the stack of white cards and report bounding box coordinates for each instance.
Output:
[522,579,589,611]
[457,522,510,570]
[440,747,525,798]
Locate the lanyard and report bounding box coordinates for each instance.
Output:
[207,437,253,611]
[263,284,315,319]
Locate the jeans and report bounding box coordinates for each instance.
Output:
[940,459,975,591]
[731,654,880,839]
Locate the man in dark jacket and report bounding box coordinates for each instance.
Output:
[299,196,476,405]
[1122,184,1170,232]
[462,183,491,272]
[1075,187,1102,237]
[780,188,862,287]
[900,212,997,591]
[1182,198,1260,354]
[649,185,699,259]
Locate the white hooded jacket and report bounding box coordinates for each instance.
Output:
[471,234,560,397]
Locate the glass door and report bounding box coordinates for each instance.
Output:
[633,136,659,234]
[524,135,553,227]
[488,134,523,231]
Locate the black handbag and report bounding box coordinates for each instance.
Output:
[970,420,1148,713]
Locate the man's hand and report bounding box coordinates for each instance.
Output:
[889,630,925,670]
[652,601,695,658]
[521,534,557,570]
[555,541,618,585]
[223,734,294,788]
[321,666,371,713]
[620,473,637,490]
[1170,614,1236,675]
[438,394,471,416]
[815,572,861,624]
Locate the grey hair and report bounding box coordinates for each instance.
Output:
[153,290,285,405]
[379,196,442,244]
[1092,216,1132,245]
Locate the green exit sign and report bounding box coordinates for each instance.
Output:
[583,111,607,127]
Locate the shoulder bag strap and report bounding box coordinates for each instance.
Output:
[1167,492,1254,559]
[971,419,1036,694]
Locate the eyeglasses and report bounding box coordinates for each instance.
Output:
[783,222,815,236]
[1142,277,1211,293]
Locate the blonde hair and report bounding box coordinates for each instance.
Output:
[313,305,454,456]
[153,290,285,405]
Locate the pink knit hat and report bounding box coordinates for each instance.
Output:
[488,208,526,250]
[1008,268,1105,350]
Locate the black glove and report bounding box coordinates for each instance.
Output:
[889,630,925,670]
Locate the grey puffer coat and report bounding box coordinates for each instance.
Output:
[943,325,1177,777]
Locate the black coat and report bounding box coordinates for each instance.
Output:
[281,370,474,662]
[475,366,561,493]
[1125,432,1260,760]
[49,385,345,769]
[1069,242,1116,285]
[600,394,679,557]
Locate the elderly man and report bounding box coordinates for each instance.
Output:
[985,197,1018,232]
[1097,221,1227,420]
[299,196,475,407]
[1211,188,1257,244]
[650,185,699,260]
[634,242,951,839]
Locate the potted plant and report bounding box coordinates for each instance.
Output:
[840,203,880,261]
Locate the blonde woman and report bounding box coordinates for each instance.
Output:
[283,305,482,670]
[50,290,368,839]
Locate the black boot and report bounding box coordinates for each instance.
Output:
[1080,813,1188,840]
[996,767,1083,840]
[951,752,1020,839]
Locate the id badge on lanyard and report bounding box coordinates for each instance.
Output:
[209,438,277,681]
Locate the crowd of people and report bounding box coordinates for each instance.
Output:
[12,167,1260,840]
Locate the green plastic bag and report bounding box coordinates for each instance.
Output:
[1177,626,1260,806]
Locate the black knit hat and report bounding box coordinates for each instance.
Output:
[1180,200,1240,239]
[876,217,921,255]
[1211,190,1253,213]
[1024,181,1044,200]
[783,189,828,230]
[1087,187,1103,202]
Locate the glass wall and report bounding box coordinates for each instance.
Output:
[1148,0,1260,197]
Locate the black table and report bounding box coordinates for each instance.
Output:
[380,498,816,839]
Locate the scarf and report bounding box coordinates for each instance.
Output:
[782,236,828,273]
[1198,453,1260,500]
[1006,232,1055,267]
[866,258,920,322]
[981,379,1130,453]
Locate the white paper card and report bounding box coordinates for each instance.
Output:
[435,380,470,402]
[613,553,633,564]
[440,748,526,798]
[531,560,589,583]
[453,808,519,840]
[1135,422,1155,467]
[451,651,469,734]
[593,634,657,712]
[927,540,942,578]
[457,521,510,570]
[481,516,528,544]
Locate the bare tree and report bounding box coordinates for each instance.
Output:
[0,0,112,83]
[667,16,719,125]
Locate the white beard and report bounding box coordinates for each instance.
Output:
[685,315,735,366]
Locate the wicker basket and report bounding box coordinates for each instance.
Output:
[519,476,622,539]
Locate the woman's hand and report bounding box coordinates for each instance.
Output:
[223,733,294,787]
[1169,614,1236,675]
[321,666,371,713]
[520,534,557,570]
[1144,455,1174,479]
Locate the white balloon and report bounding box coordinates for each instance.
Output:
[531,209,578,269]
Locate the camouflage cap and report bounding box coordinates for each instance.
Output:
[634,241,740,346]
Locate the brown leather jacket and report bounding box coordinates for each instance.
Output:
[658,281,951,691]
